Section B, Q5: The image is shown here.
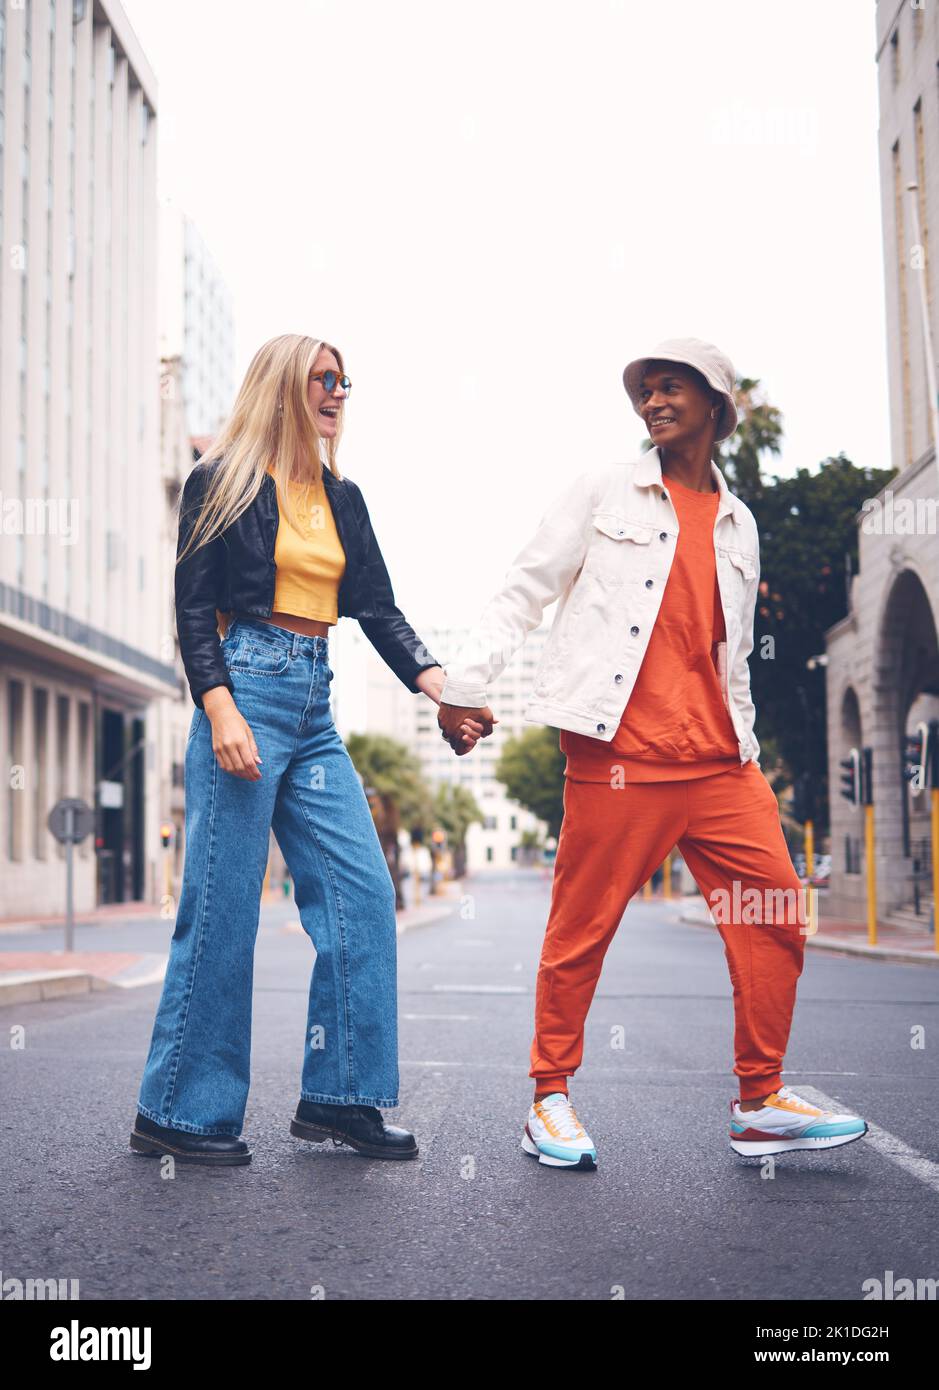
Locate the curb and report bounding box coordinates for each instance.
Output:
[675,905,939,966]
[396,881,464,936]
[0,954,168,1007]
[0,970,113,1006]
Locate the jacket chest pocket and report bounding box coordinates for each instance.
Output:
[717,546,757,614]
[584,511,654,586]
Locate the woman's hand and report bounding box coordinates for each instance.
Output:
[202,688,263,781]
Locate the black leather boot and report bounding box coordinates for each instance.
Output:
[129,1112,252,1166]
[290,1100,418,1159]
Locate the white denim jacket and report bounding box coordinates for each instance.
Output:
[439,446,761,767]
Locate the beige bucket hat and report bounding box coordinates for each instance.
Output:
[622,337,739,442]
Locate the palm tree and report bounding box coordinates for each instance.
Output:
[345,733,431,910]
[434,782,484,879]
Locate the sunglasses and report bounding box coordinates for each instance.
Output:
[310,370,352,396]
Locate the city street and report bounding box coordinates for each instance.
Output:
[2,867,936,1301]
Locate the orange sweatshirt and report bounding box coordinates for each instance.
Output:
[560,472,741,782]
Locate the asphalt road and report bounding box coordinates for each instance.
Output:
[2,868,937,1300]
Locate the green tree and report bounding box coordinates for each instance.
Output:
[717,375,784,500]
[746,454,895,827]
[344,732,432,909]
[434,781,483,878]
[496,726,566,840]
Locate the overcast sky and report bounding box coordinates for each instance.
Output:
[123,0,888,629]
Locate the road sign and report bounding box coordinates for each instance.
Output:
[46,798,95,950]
[47,798,95,844]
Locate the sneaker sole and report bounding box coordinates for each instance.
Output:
[729,1123,869,1157]
[521,1128,597,1169]
[129,1129,252,1166]
[289,1117,418,1160]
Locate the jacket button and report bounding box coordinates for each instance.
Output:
[596,723,606,733]
[617,528,624,536]
[660,491,667,500]
[630,625,639,636]
[614,673,623,683]
[659,531,668,541]
[645,578,653,588]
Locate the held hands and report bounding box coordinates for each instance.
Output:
[437,701,499,757]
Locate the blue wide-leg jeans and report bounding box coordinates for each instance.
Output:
[137,618,400,1136]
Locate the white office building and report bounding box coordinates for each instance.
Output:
[0,0,174,917]
[159,196,234,440]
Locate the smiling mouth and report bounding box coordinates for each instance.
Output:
[650,417,675,430]
[319,407,340,419]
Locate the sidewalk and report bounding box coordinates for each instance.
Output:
[0,879,465,1007]
[0,900,163,934]
[672,894,939,966]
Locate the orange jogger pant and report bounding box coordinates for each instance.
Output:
[529,761,808,1102]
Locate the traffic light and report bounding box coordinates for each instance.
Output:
[902,722,930,794]
[160,822,173,849]
[839,748,860,805]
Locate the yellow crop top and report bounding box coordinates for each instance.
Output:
[265,463,347,623]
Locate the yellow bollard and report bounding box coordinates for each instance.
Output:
[804,820,814,878]
[865,803,877,947]
[663,854,671,901]
[932,786,939,954]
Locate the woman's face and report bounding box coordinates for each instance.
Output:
[307,348,347,440]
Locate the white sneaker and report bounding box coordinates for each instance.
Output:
[521,1092,597,1169]
[729,1084,868,1156]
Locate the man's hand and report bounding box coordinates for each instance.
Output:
[438,701,498,756]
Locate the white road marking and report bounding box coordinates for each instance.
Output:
[401,1012,476,1021]
[431,984,526,994]
[800,1085,939,1198]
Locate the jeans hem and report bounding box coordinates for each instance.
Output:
[135,1102,242,1137]
[300,1090,398,1108]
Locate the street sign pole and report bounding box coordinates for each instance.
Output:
[47,798,95,953]
[65,804,75,953]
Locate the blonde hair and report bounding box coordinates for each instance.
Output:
[176,333,347,565]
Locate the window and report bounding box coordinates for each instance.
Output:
[8,681,25,862]
[56,697,70,803]
[77,702,90,856]
[33,686,49,860]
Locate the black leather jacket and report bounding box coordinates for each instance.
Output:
[175,458,442,708]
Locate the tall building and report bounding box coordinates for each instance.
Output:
[824,0,939,927]
[0,0,175,916]
[159,197,234,440]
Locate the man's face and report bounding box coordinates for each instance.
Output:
[637,362,717,447]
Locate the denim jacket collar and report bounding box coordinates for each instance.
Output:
[633,445,742,530]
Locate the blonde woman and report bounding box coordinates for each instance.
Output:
[131,334,487,1166]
